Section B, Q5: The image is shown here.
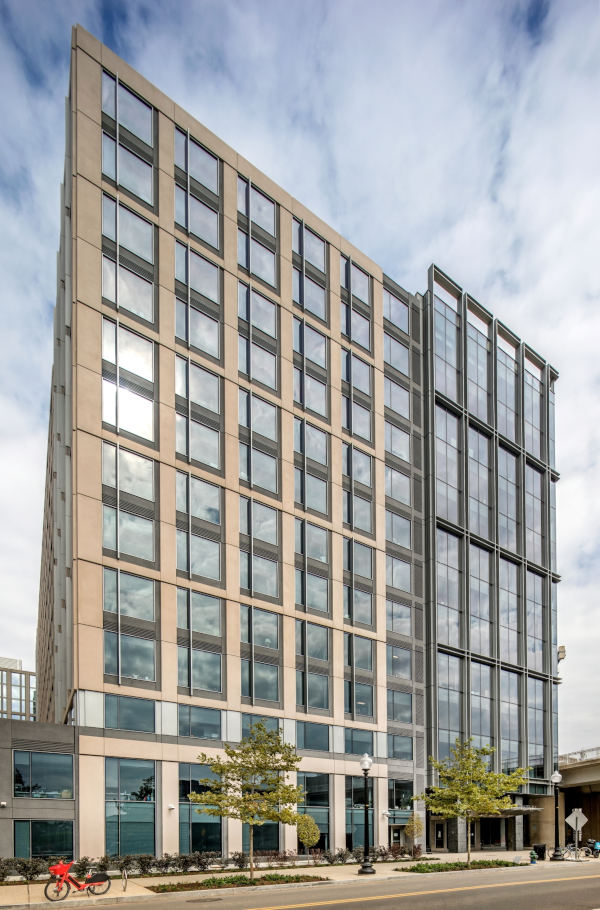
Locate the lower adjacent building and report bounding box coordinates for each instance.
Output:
[0,658,36,722]
[21,26,561,860]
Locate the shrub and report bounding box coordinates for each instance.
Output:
[191,852,211,872]
[149,873,328,892]
[13,858,46,881]
[407,859,521,873]
[321,849,336,865]
[309,848,322,866]
[95,856,112,873]
[412,844,422,859]
[154,854,174,874]
[115,855,136,875]
[255,849,277,867]
[0,859,14,882]
[72,856,92,878]
[334,847,351,864]
[135,855,155,875]
[351,846,365,864]
[173,853,194,874]
[376,845,390,862]
[231,852,248,869]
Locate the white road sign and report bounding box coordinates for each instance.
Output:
[566,809,588,830]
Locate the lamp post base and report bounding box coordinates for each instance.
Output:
[550,848,564,861]
[358,862,376,874]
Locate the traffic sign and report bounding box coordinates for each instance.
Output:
[566,808,588,831]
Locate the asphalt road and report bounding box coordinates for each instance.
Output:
[137,864,600,910]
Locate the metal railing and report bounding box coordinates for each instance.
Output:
[559,746,600,765]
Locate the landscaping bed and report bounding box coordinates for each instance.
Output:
[400,859,525,873]
[148,873,328,892]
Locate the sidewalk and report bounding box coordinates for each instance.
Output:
[0,851,588,909]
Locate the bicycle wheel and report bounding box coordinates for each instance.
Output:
[89,879,111,896]
[44,880,71,902]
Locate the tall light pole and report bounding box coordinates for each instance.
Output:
[550,770,563,860]
[358,753,375,874]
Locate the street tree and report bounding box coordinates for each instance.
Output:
[190,721,314,878]
[296,813,321,852]
[415,738,529,864]
[404,811,424,856]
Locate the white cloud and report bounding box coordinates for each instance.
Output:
[0,0,598,752]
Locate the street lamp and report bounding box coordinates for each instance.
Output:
[358,753,375,875]
[550,770,563,861]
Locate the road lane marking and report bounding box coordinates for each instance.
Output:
[250,872,600,910]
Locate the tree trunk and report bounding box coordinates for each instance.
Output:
[467,818,471,866]
[249,825,254,881]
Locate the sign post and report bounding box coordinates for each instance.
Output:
[566,808,588,860]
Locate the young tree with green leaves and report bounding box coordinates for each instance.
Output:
[415,738,529,865]
[189,721,317,879]
[404,811,424,856]
[296,813,321,852]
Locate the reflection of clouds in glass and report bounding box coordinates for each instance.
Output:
[252,449,277,492]
[190,195,218,247]
[118,448,154,500]
[252,554,278,598]
[189,363,220,413]
[305,473,326,512]
[119,206,153,263]
[252,502,277,544]
[120,635,155,681]
[252,396,277,441]
[118,510,154,561]
[178,645,188,686]
[176,529,188,572]
[251,237,275,286]
[120,572,154,620]
[103,506,116,550]
[191,592,221,636]
[253,608,278,648]
[119,145,153,204]
[119,326,153,380]
[190,534,220,580]
[251,342,276,389]
[103,569,154,620]
[190,248,219,302]
[191,649,221,691]
[253,662,278,701]
[250,289,276,337]
[306,573,328,611]
[119,266,153,321]
[190,308,219,358]
[104,631,118,674]
[190,476,220,523]
[190,421,220,468]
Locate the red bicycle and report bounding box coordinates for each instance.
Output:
[45,861,111,901]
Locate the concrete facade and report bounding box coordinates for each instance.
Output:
[28,25,559,861]
[0,721,75,859]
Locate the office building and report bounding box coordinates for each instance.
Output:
[0,658,36,722]
[28,25,559,860]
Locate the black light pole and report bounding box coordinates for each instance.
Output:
[550,770,563,860]
[358,753,375,874]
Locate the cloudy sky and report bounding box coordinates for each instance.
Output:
[0,0,598,753]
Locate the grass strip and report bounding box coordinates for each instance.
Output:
[402,860,524,873]
[148,873,328,892]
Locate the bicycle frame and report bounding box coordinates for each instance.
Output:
[48,861,99,893]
